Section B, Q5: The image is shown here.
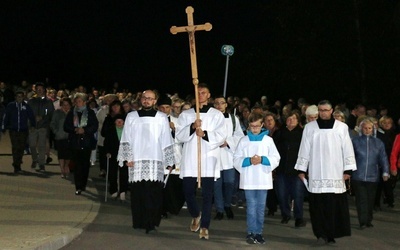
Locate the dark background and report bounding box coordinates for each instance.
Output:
[1,1,399,114]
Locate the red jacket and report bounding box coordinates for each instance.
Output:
[390,134,400,171]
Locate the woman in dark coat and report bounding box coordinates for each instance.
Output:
[103,113,128,201]
[64,93,99,195]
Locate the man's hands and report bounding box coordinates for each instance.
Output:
[170,122,175,131]
[192,119,205,137]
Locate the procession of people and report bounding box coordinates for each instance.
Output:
[1,79,400,245]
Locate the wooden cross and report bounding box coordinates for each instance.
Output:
[170,6,212,188]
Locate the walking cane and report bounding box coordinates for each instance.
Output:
[105,154,110,202]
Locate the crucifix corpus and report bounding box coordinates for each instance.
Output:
[170,6,212,188]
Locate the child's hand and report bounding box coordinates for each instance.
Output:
[251,155,262,165]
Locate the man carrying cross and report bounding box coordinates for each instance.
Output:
[176,83,226,240]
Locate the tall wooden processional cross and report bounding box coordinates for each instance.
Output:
[170,6,212,188]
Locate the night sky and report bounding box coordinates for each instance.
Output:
[1,1,400,114]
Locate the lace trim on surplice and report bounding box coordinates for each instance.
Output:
[128,160,164,183]
[117,142,134,167]
[163,144,175,167]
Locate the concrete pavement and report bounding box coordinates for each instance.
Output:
[0,132,100,250]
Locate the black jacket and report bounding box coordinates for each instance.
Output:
[64,108,98,150]
[275,125,303,175]
[104,126,121,159]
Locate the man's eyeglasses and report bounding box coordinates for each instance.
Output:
[214,102,226,106]
[141,96,155,101]
[318,109,332,112]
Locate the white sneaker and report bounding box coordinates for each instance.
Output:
[120,192,126,201]
[111,192,118,198]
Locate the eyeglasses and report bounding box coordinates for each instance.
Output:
[249,124,263,129]
[214,102,226,106]
[318,109,332,112]
[141,96,155,101]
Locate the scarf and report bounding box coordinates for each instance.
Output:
[73,106,88,128]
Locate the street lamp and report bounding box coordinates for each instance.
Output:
[221,45,234,97]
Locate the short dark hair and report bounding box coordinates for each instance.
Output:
[248,112,264,123]
[318,100,332,107]
[197,83,210,91]
[35,82,45,88]
[60,97,72,107]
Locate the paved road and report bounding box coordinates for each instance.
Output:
[62,173,400,249]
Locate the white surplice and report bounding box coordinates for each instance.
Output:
[117,111,175,183]
[294,120,356,193]
[176,107,226,179]
[220,114,244,170]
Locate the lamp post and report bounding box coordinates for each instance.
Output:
[221,45,234,97]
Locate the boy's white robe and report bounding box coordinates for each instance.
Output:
[234,134,280,190]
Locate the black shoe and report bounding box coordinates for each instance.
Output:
[246,233,256,244]
[281,216,291,224]
[295,218,306,227]
[14,168,23,174]
[367,222,374,228]
[374,205,382,212]
[267,210,275,216]
[75,190,82,195]
[46,157,53,164]
[145,226,156,234]
[327,238,336,244]
[254,234,266,244]
[214,212,224,220]
[37,165,45,172]
[224,207,234,219]
[31,161,37,169]
[161,212,168,219]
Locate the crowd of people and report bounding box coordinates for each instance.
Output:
[1,79,400,245]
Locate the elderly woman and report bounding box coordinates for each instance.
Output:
[351,118,389,229]
[50,97,73,178]
[64,93,99,195]
[305,105,318,124]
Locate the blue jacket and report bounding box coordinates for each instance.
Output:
[352,134,389,182]
[2,101,36,132]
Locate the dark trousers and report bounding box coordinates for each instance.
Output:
[72,148,91,190]
[352,180,378,225]
[108,157,128,194]
[9,130,29,169]
[275,173,306,219]
[183,177,214,229]
[98,145,107,171]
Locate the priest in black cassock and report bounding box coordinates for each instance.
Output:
[117,90,175,234]
[295,100,356,244]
